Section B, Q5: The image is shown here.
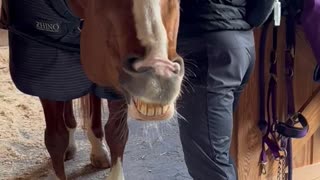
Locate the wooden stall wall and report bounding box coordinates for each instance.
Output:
[231,19,320,180]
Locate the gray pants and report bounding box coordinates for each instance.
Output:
[177,30,255,180]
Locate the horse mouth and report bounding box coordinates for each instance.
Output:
[128,97,174,121]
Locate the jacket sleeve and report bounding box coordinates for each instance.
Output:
[0,0,9,29]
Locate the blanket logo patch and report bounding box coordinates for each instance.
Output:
[35,21,60,33]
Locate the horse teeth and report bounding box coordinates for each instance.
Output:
[134,98,170,117]
[147,106,155,116]
[156,107,162,115]
[163,105,169,113]
[140,104,147,115]
[138,100,142,109]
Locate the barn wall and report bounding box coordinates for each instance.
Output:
[231,19,320,180]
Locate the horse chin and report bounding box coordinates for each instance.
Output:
[128,98,174,121]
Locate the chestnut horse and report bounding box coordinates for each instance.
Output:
[74,0,183,179]
[1,0,183,180]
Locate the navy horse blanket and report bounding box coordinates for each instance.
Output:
[2,0,120,101]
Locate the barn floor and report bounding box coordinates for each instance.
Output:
[0,47,191,180]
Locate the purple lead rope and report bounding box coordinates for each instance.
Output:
[258,3,309,179]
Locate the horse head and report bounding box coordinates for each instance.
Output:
[69,0,184,121]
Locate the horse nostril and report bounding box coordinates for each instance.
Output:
[124,55,142,72]
[127,56,139,65]
[172,57,184,74]
[125,56,154,73]
[172,62,180,74]
[151,59,182,78]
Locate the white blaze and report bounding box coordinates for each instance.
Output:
[132,0,168,59]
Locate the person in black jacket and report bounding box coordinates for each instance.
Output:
[177,1,255,179]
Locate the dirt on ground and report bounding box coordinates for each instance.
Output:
[0,47,191,180]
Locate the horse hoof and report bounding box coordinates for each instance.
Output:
[65,145,77,161]
[90,153,111,169]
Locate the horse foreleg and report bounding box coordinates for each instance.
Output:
[105,99,128,180]
[87,94,111,168]
[40,99,69,180]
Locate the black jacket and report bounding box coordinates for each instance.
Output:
[179,0,252,36]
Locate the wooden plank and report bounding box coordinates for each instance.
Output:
[270,162,320,180]
[292,87,320,159]
[292,162,320,180]
[292,142,312,168]
[293,141,312,168]
[312,128,320,164]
